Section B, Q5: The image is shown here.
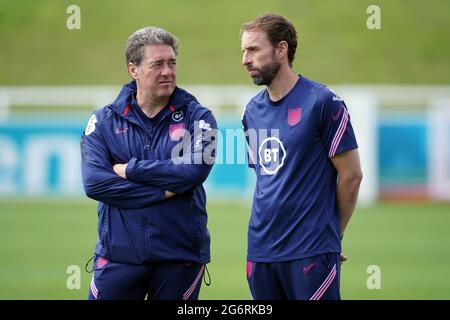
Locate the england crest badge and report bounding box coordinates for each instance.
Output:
[287,108,302,126]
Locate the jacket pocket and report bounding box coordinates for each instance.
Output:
[195,209,209,247]
[98,204,109,247]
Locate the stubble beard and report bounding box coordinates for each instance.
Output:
[251,56,281,86]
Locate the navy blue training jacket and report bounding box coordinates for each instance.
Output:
[80,81,217,264]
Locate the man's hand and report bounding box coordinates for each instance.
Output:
[113,163,128,179]
[114,163,177,199]
[340,253,348,265]
[165,191,176,199]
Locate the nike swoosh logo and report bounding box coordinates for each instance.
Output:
[303,263,316,274]
[332,107,343,121]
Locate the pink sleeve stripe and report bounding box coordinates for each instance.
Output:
[329,108,349,157]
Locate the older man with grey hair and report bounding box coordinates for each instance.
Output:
[81,26,217,300]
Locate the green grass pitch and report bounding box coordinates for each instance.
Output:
[0,199,449,299]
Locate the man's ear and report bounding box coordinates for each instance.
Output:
[277,41,288,61]
[128,62,139,80]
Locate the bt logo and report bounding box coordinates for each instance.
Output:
[258,137,286,175]
[263,148,280,162]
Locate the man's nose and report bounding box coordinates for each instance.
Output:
[242,52,251,66]
[161,63,172,76]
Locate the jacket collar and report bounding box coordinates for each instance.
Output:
[110,81,197,126]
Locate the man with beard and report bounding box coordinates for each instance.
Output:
[240,13,363,300]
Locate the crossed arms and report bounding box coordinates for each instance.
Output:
[81,112,217,209]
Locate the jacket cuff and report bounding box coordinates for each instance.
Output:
[125,157,138,180]
[156,188,166,202]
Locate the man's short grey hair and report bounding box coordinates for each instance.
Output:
[125,26,179,66]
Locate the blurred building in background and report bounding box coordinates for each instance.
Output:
[1,84,450,204]
[1,0,449,205]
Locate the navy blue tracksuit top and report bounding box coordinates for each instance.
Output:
[81,81,217,264]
